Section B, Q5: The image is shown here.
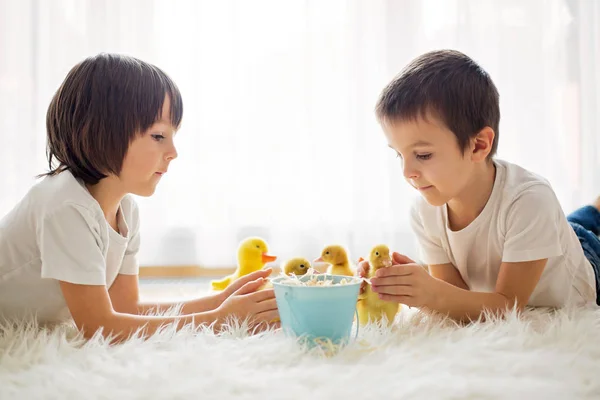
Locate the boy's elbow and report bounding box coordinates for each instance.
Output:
[496,292,526,313]
[80,326,104,341]
[111,302,140,315]
[77,321,106,341]
[74,312,122,341]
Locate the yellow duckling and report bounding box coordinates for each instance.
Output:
[314,245,354,277]
[211,237,277,291]
[357,244,400,327]
[282,257,312,276]
[259,257,312,290]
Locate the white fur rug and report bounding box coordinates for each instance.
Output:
[1,307,600,400]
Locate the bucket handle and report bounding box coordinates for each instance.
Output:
[353,308,359,339]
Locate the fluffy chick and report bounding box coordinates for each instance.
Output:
[314,245,354,276]
[356,244,400,326]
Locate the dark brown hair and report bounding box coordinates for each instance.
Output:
[375,50,500,158]
[42,53,183,185]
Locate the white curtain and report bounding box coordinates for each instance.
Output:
[1,0,599,268]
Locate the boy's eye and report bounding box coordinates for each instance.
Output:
[151,134,166,142]
[416,153,432,160]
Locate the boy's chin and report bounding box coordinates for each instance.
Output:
[130,184,158,197]
[420,192,448,207]
[134,190,155,197]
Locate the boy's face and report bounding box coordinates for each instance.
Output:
[119,96,178,197]
[383,114,475,207]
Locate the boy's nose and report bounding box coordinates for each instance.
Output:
[165,145,178,161]
[402,160,419,180]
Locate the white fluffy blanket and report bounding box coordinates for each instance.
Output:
[1,307,600,399]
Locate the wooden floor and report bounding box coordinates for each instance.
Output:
[139,266,236,279]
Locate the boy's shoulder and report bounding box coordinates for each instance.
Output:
[120,194,138,212]
[494,159,561,215]
[0,171,106,239]
[496,159,553,195]
[32,172,140,222]
[119,194,140,228]
[28,171,102,219]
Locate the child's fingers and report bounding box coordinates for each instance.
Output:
[256,267,273,277]
[357,260,370,277]
[392,252,415,265]
[224,278,247,293]
[372,282,413,296]
[246,288,276,302]
[372,275,412,287]
[255,298,278,312]
[356,261,370,294]
[255,309,280,323]
[378,293,413,305]
[226,272,268,294]
[238,269,273,285]
[233,278,265,296]
[359,281,367,294]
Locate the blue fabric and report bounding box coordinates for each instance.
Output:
[567,206,600,305]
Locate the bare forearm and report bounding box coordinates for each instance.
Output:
[428,263,469,290]
[431,280,515,322]
[137,294,222,315]
[440,276,469,291]
[80,310,220,343]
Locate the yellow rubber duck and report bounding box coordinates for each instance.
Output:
[314,245,354,277]
[211,237,277,291]
[357,244,400,326]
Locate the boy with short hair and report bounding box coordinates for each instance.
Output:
[359,50,599,321]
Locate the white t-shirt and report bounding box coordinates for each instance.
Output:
[0,171,140,322]
[410,159,596,308]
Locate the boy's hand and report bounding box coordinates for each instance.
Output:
[215,277,280,333]
[217,268,273,306]
[356,252,415,294]
[391,252,416,266]
[356,260,370,294]
[370,260,441,308]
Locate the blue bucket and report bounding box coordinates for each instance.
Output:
[271,274,361,345]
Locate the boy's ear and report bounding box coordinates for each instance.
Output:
[471,127,495,162]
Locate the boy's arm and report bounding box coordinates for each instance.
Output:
[109,274,223,315]
[428,263,469,290]
[62,273,278,342]
[61,281,220,342]
[430,258,547,321]
[109,269,273,316]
